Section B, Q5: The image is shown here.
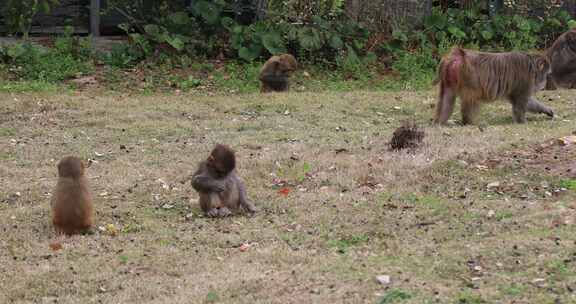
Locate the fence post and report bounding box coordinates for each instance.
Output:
[424,0,433,17]
[90,0,101,37]
[488,0,503,15]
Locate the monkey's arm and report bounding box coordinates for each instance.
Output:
[191,164,225,193]
[527,96,554,117]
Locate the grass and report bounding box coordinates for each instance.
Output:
[0,88,575,303]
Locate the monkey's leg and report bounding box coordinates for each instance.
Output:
[461,99,480,125]
[510,97,528,124]
[435,86,456,124]
[200,193,221,217]
[527,97,554,118]
[237,177,257,214]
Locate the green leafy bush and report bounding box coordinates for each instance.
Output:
[0,29,93,82]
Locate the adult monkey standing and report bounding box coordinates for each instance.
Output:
[259,53,298,93]
[434,47,554,125]
[546,28,576,89]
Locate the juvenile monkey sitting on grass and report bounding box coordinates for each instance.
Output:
[51,156,94,235]
[191,144,257,217]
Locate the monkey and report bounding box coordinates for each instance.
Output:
[259,53,298,93]
[51,156,94,235]
[434,47,554,125]
[191,144,256,217]
[546,29,576,89]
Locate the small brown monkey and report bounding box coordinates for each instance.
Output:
[434,47,553,125]
[259,53,298,93]
[546,29,576,89]
[191,144,256,217]
[51,156,94,235]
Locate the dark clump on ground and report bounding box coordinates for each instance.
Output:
[390,121,425,151]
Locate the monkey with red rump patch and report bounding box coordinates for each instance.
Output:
[434,48,554,125]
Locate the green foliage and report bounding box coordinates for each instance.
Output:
[102,43,143,68]
[2,0,60,37]
[418,7,575,50]
[205,291,219,303]
[391,47,437,90]
[0,29,93,82]
[377,289,412,304]
[559,179,576,190]
[106,0,369,66]
[327,234,368,254]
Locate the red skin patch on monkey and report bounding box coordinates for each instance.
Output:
[443,56,462,88]
[440,52,464,96]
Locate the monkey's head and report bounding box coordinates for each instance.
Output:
[278,54,298,73]
[207,144,236,177]
[533,56,552,92]
[57,156,86,179]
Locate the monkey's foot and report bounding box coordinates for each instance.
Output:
[218,207,233,217]
[207,209,220,218]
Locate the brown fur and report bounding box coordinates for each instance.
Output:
[435,47,553,125]
[259,54,298,93]
[191,144,256,217]
[546,29,576,89]
[51,156,94,235]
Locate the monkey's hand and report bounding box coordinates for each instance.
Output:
[191,175,225,193]
[207,208,221,218]
[242,200,257,214]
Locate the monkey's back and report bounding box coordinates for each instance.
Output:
[456,50,546,101]
[51,177,93,235]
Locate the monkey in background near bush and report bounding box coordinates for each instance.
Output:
[259,54,298,93]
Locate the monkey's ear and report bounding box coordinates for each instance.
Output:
[208,155,215,162]
[538,59,550,72]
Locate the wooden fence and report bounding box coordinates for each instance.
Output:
[1,0,576,36]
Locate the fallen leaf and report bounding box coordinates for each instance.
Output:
[105,224,118,237]
[278,187,291,197]
[557,135,576,146]
[239,243,250,252]
[49,242,63,251]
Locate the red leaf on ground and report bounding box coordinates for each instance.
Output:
[278,187,291,196]
[49,242,63,251]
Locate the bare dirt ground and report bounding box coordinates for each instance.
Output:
[0,89,575,303]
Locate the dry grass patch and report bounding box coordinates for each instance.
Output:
[0,89,575,303]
